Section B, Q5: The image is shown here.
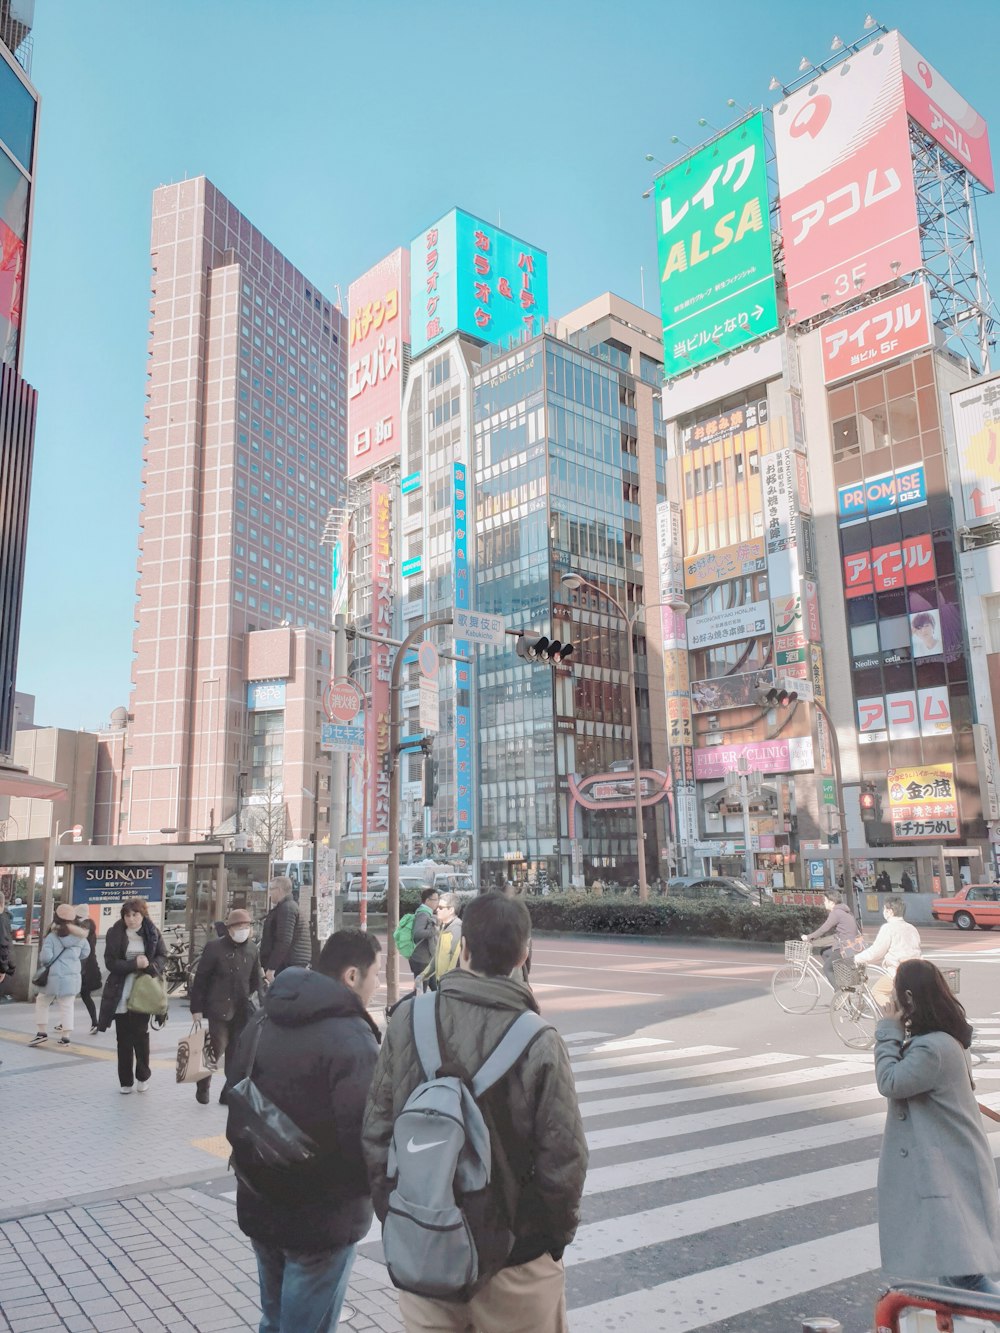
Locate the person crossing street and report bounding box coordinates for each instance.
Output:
[189,907,263,1105]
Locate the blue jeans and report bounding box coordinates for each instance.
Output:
[253,1239,356,1332]
[943,1273,1000,1295]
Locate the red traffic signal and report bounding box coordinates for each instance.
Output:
[860,785,878,822]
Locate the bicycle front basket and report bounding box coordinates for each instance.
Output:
[941,966,961,995]
[784,939,811,964]
[831,958,864,989]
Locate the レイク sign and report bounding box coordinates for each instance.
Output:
[837,464,927,524]
[821,283,932,384]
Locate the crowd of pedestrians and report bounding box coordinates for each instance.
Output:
[4,877,1000,1328]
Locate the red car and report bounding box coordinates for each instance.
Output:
[931,884,1000,931]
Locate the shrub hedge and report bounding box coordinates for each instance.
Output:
[366,890,825,943]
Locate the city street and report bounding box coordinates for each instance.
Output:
[2,926,999,1332]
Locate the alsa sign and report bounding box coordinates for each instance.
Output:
[837,464,926,525]
[821,283,932,384]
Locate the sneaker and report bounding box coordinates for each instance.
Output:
[28,1032,47,1047]
[119,1085,134,1095]
[90,1025,98,1035]
[57,1036,71,1047]
[136,1079,148,1093]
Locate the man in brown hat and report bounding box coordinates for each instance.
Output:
[189,907,263,1105]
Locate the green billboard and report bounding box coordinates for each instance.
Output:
[655,113,778,380]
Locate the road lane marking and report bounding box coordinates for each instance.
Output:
[560,1031,615,1043]
[574,1051,800,1094]
[570,1044,731,1074]
[530,981,662,998]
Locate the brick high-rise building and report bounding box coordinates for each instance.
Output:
[122,178,346,845]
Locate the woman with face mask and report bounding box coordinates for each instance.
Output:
[188,907,264,1105]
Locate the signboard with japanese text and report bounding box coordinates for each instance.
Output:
[656,499,684,604]
[684,536,766,590]
[857,688,952,742]
[774,34,921,322]
[453,463,473,832]
[691,667,774,714]
[821,283,932,384]
[680,399,768,453]
[762,450,797,554]
[694,736,814,780]
[973,723,1000,822]
[887,763,959,840]
[843,532,936,598]
[410,209,548,358]
[656,114,778,378]
[348,248,409,479]
[454,609,505,647]
[330,511,351,620]
[687,599,771,650]
[950,373,1000,525]
[321,722,365,754]
[72,865,164,934]
[897,32,993,192]
[837,463,927,525]
[368,483,393,835]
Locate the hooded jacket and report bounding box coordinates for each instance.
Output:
[362,967,589,1267]
[97,917,166,1031]
[259,895,311,974]
[805,902,862,951]
[225,966,380,1252]
[37,921,90,997]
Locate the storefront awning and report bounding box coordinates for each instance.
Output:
[0,765,68,800]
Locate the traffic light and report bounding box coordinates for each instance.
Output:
[859,781,879,823]
[422,757,437,807]
[516,634,574,665]
[759,685,798,708]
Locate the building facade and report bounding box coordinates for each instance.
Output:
[122,177,346,846]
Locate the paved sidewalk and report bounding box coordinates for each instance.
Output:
[0,1001,405,1332]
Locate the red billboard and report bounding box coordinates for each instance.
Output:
[898,33,993,192]
[775,35,921,322]
[843,533,936,599]
[368,482,392,835]
[821,282,932,384]
[347,248,410,480]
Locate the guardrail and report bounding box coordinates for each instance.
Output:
[874,1281,1000,1330]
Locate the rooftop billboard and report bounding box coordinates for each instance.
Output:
[655,113,778,379]
[347,247,410,479]
[410,208,548,358]
[897,32,993,191]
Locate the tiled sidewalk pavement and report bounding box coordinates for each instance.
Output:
[0,1003,404,1332]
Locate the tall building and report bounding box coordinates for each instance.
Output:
[122,177,346,846]
[0,4,37,756]
[473,295,670,889]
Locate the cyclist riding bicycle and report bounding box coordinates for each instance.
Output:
[853,895,921,1004]
[801,890,864,985]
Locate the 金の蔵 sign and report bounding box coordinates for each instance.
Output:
[887,763,959,840]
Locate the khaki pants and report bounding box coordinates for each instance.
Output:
[870,971,894,1005]
[397,1253,568,1333]
[35,993,75,1034]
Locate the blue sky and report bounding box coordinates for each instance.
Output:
[16,0,1000,729]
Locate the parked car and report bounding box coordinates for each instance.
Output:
[8,903,41,940]
[666,876,759,905]
[931,883,1000,931]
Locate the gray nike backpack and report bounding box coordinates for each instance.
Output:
[381,990,549,1300]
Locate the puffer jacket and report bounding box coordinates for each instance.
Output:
[97,917,167,1031]
[226,967,380,1252]
[362,967,589,1266]
[37,924,90,997]
[259,896,311,974]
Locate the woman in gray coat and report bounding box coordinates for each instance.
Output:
[875,958,1000,1294]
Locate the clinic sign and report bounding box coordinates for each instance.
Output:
[410,208,548,357]
[694,736,814,780]
[837,464,926,525]
[656,113,778,379]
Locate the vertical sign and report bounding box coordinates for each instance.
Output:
[762,450,798,553]
[950,374,1000,524]
[348,248,410,479]
[453,463,473,833]
[369,483,392,835]
[774,34,921,322]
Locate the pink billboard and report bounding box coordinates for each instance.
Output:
[898,33,993,192]
[775,35,921,322]
[693,736,814,780]
[821,282,932,384]
[368,482,393,835]
[347,248,410,480]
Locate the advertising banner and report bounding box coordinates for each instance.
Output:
[368,483,393,835]
[410,209,548,357]
[837,463,927,525]
[453,463,473,833]
[691,667,774,714]
[655,114,778,378]
[857,687,952,742]
[687,599,771,650]
[0,150,28,370]
[246,681,285,712]
[950,373,1000,525]
[348,248,410,479]
[330,511,351,620]
[821,283,933,384]
[762,450,798,554]
[843,532,936,598]
[973,723,1000,822]
[693,736,814,780]
[897,33,994,191]
[680,399,768,452]
[656,499,684,604]
[774,35,921,322]
[887,763,959,840]
[684,536,766,590]
[71,865,164,933]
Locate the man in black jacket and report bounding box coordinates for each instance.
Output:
[259,875,311,981]
[226,930,381,1333]
[189,907,263,1105]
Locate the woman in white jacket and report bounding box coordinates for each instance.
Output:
[855,896,921,1005]
[29,903,90,1047]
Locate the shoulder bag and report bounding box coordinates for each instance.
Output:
[32,940,68,989]
[226,1013,318,1169]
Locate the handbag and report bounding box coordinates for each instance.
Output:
[127,971,169,1017]
[226,1014,318,1169]
[32,941,68,989]
[176,1020,217,1084]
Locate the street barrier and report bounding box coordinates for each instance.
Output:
[875,1281,1000,1330]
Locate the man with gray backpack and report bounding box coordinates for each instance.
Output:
[363,891,588,1332]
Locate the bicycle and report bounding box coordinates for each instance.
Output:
[771,940,888,1050]
[163,928,200,996]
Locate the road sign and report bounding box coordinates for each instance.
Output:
[321,722,365,754]
[324,676,364,724]
[419,677,440,733]
[782,675,814,703]
[454,608,505,647]
[417,640,440,680]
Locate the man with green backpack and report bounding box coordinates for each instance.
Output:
[393,888,439,989]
